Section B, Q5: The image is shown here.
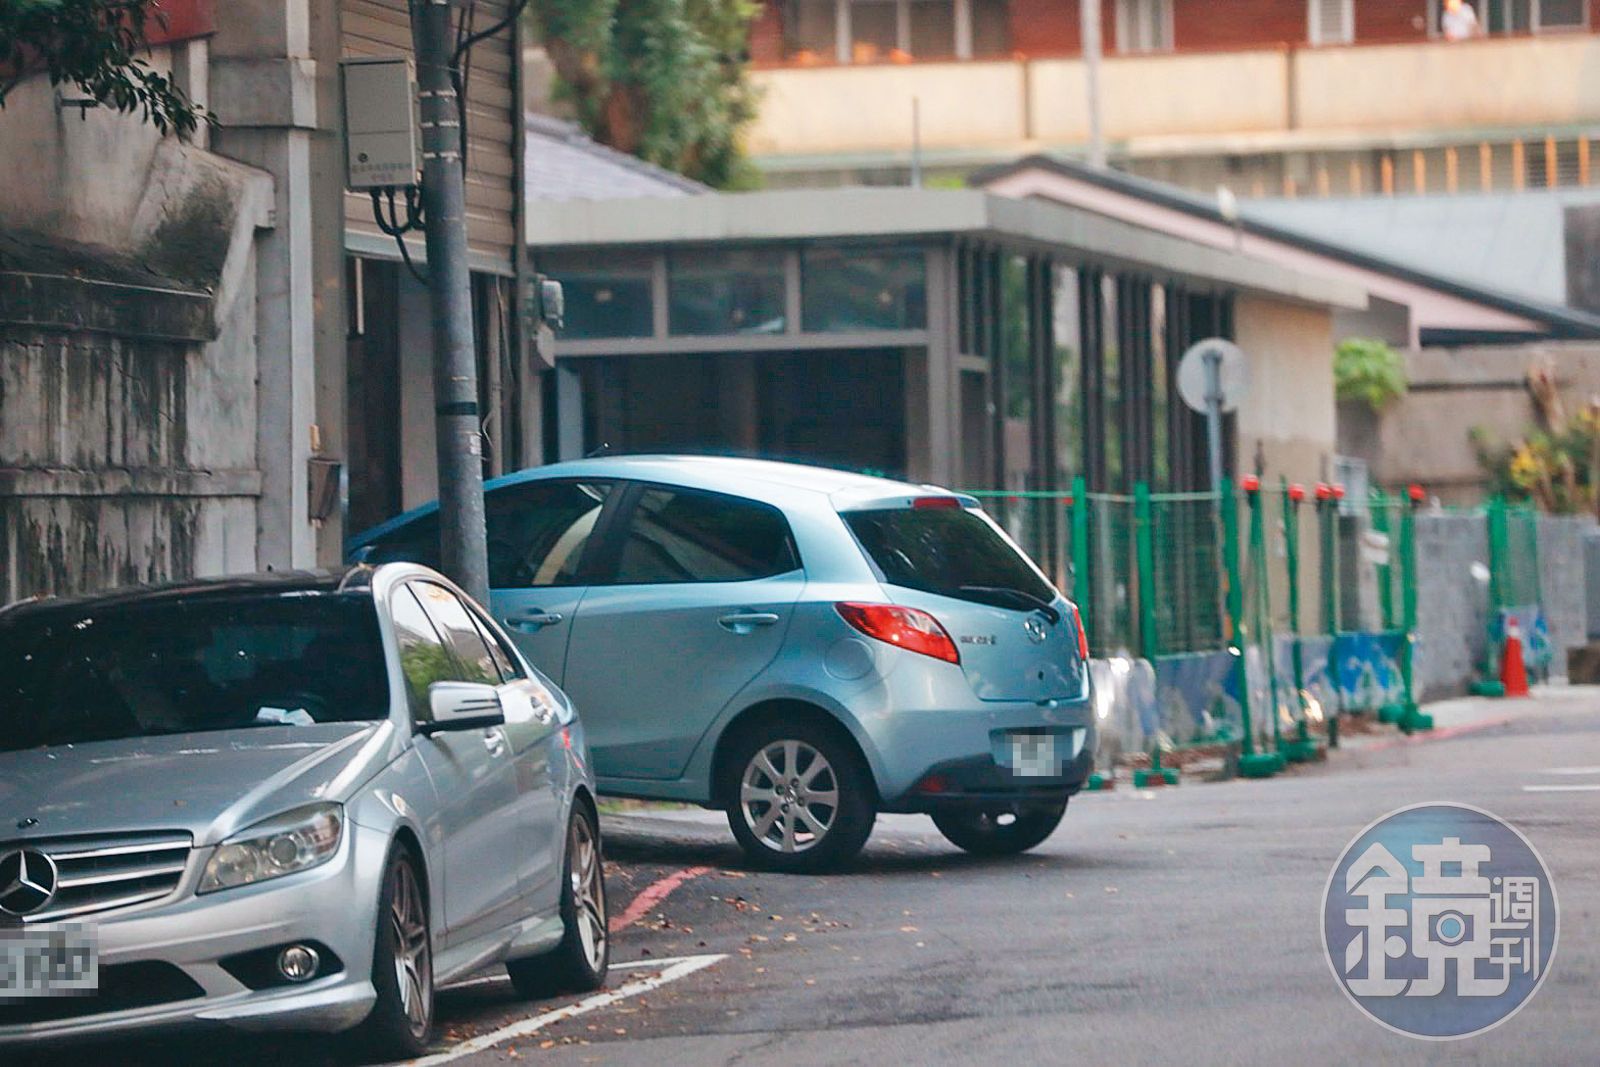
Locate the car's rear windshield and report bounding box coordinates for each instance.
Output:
[0,594,390,753]
[842,507,1056,610]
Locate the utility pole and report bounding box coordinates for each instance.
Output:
[1081,0,1106,169]
[410,0,489,604]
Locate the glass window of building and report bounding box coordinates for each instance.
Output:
[850,0,899,61]
[970,0,1011,56]
[909,0,957,57]
[668,249,787,336]
[541,256,653,339]
[1115,0,1173,52]
[784,0,838,60]
[801,246,927,332]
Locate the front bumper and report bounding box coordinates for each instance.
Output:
[0,822,387,1046]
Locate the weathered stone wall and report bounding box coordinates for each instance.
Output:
[1539,515,1593,677]
[1413,512,1491,700]
[0,309,260,603]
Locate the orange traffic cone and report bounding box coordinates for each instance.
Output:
[1500,617,1530,697]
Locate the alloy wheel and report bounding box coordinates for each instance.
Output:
[740,740,840,854]
[570,812,608,971]
[388,858,433,1039]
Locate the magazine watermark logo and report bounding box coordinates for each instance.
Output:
[1321,803,1558,1040]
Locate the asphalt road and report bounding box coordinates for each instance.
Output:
[18,689,1600,1065]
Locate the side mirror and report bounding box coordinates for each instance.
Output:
[421,681,505,734]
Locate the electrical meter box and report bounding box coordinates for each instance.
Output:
[341,56,419,190]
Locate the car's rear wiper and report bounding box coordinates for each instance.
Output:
[957,585,1060,624]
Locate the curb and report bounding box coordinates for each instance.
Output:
[1355,716,1513,754]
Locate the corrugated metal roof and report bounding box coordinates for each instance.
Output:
[1249,188,1600,307]
[524,115,708,204]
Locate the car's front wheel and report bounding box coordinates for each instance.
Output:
[350,846,434,1061]
[507,801,609,998]
[723,719,876,873]
[932,798,1068,856]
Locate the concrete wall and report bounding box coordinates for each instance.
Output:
[1540,515,1593,677]
[1233,294,1338,486]
[1413,512,1491,700]
[1340,340,1600,504]
[0,32,279,602]
[748,34,1600,164]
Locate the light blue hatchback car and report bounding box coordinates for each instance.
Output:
[351,457,1095,872]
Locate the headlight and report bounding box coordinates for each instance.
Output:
[199,804,343,894]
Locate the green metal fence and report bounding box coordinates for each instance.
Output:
[1487,496,1542,610]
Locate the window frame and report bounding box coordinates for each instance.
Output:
[1307,0,1354,45]
[484,477,623,591]
[387,583,460,727]
[586,481,805,587]
[409,580,504,689]
[1114,0,1174,54]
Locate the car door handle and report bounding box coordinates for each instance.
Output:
[505,611,564,632]
[483,728,507,755]
[718,611,781,633]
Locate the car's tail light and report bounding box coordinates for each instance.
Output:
[1073,607,1090,660]
[911,496,962,509]
[835,602,960,665]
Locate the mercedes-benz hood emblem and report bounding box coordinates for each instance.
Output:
[0,848,58,917]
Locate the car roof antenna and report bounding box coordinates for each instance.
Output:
[585,442,612,458]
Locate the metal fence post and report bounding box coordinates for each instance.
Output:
[1071,475,1091,643]
[1135,482,1159,662]
[1281,480,1319,759]
[1398,485,1430,731]
[1371,490,1396,631]
[1245,477,1286,759]
[1224,478,1278,777]
[1316,483,1342,746]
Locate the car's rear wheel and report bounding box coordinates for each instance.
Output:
[723,719,875,873]
[507,801,609,998]
[932,798,1068,856]
[350,846,433,1061]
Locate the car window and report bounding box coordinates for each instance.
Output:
[0,593,391,751]
[411,582,501,687]
[390,585,460,722]
[362,480,612,590]
[843,506,1056,610]
[613,487,800,584]
[469,611,521,682]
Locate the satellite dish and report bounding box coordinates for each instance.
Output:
[1177,338,1249,415]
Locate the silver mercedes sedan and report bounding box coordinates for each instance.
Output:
[0,564,608,1059]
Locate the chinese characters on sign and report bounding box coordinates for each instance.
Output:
[1323,804,1557,1039]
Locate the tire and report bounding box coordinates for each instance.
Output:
[349,846,434,1062]
[507,801,609,999]
[723,718,876,874]
[932,798,1069,856]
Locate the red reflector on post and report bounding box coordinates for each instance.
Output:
[912,496,962,509]
[835,602,960,664]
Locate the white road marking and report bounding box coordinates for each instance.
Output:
[1538,766,1600,775]
[411,953,726,1065]
[1521,783,1600,792]
[440,955,717,992]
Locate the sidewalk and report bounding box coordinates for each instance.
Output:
[1341,682,1595,753]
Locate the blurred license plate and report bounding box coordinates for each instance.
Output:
[0,925,97,999]
[1009,733,1060,777]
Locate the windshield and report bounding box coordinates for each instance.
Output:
[0,594,391,753]
[842,507,1057,610]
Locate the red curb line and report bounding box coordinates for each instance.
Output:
[610,865,713,933]
[1359,716,1513,753]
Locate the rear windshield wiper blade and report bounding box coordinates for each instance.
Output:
[957,585,1060,624]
